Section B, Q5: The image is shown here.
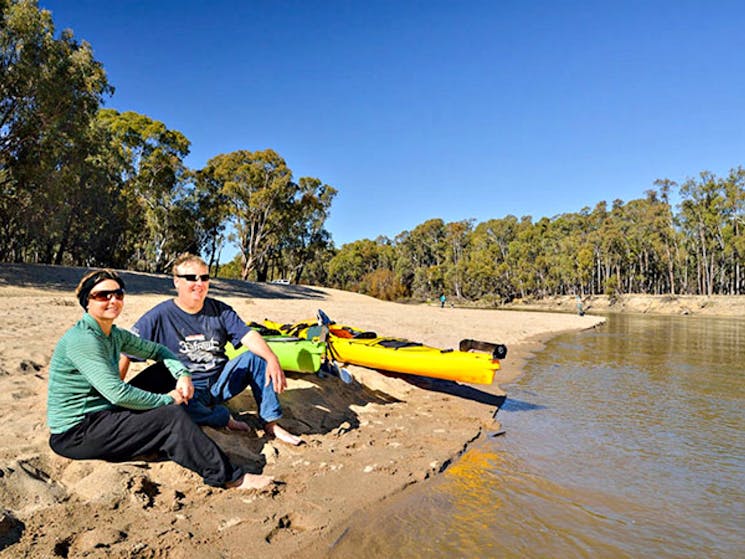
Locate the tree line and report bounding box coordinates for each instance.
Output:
[326,169,745,302]
[1,0,336,281]
[3,1,744,303]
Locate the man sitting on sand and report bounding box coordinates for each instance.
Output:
[119,253,302,446]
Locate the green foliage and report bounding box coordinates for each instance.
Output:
[1,0,111,263]
[327,238,383,290]
[95,109,194,272]
[326,169,743,303]
[262,176,337,283]
[201,149,288,280]
[2,1,744,302]
[197,150,337,282]
[213,253,244,280]
[0,3,338,278]
[360,268,406,301]
[604,275,621,303]
[677,169,745,295]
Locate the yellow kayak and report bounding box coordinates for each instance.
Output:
[264,314,503,385]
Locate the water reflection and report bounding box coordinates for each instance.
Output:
[327,314,745,558]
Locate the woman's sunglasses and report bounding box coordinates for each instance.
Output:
[177,274,210,282]
[88,288,125,302]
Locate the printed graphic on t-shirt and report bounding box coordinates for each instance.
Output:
[179,334,221,367]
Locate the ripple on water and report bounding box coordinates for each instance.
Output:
[327,314,745,559]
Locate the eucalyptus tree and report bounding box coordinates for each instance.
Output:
[547,210,594,296]
[572,208,596,296]
[463,216,519,301]
[201,149,295,280]
[394,218,448,298]
[616,198,653,293]
[630,189,683,294]
[1,0,111,262]
[720,167,745,294]
[507,216,541,298]
[48,116,128,266]
[537,215,573,296]
[193,165,231,272]
[96,109,193,272]
[650,180,682,294]
[585,201,609,295]
[392,229,416,297]
[299,242,337,286]
[326,238,385,291]
[596,199,631,295]
[678,171,729,296]
[356,238,403,300]
[268,176,337,283]
[442,219,473,299]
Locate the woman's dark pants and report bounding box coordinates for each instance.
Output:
[49,405,243,487]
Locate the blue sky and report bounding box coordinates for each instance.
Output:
[39,0,745,253]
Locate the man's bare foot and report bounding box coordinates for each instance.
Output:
[226,416,250,431]
[265,421,303,446]
[227,473,274,490]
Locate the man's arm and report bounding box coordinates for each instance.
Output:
[239,329,287,393]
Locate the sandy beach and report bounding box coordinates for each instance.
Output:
[0,263,604,558]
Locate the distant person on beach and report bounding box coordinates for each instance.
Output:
[440,293,447,308]
[119,253,302,446]
[47,269,269,490]
[576,295,585,316]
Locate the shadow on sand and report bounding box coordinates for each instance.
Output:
[373,371,507,417]
[0,263,327,300]
[227,370,403,438]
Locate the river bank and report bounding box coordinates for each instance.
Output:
[0,263,604,558]
[502,293,745,317]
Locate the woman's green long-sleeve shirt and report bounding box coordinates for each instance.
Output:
[47,313,191,434]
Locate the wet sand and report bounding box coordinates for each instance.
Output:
[0,263,603,558]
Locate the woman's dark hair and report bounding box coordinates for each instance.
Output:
[75,269,126,310]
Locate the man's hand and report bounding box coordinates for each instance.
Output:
[241,329,288,394]
[265,358,287,394]
[176,375,194,401]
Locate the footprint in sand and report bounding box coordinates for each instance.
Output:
[17,360,44,373]
[0,456,68,516]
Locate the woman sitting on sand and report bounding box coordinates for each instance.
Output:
[46,269,271,490]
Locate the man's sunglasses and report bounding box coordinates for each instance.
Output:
[88,288,125,302]
[177,274,210,282]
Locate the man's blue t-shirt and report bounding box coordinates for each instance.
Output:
[131,298,251,386]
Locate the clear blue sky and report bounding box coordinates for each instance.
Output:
[39,0,745,252]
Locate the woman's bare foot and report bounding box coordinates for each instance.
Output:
[227,473,274,490]
[226,416,250,431]
[265,421,303,446]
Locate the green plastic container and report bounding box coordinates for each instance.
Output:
[226,336,325,373]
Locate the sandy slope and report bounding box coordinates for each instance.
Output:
[0,264,603,558]
[504,293,745,316]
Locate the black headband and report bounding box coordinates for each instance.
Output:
[77,272,125,310]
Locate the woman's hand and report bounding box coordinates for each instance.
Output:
[176,375,194,401]
[167,389,186,405]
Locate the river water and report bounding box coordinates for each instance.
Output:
[326,314,745,558]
